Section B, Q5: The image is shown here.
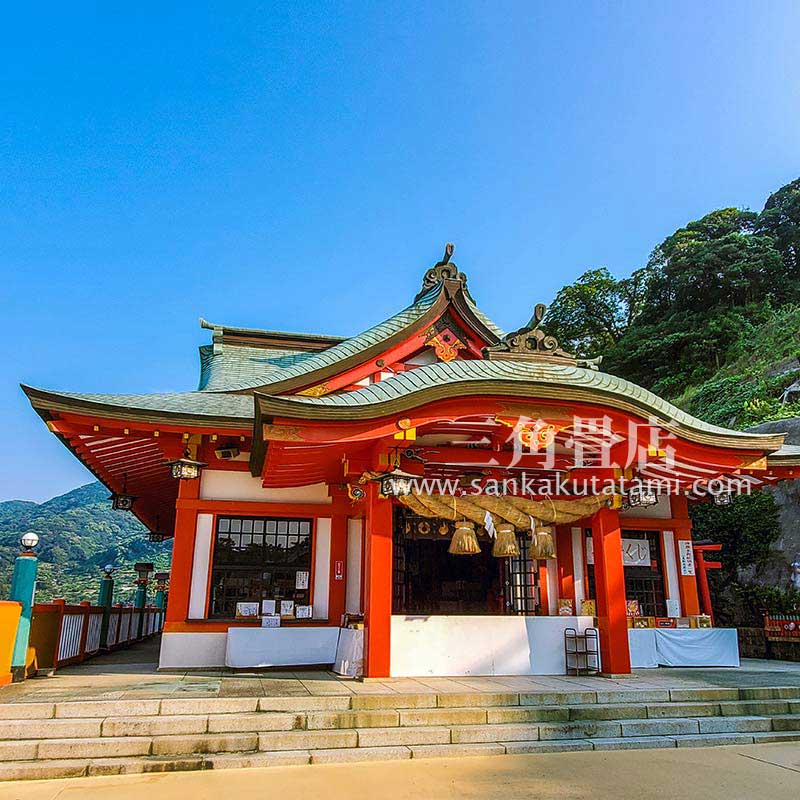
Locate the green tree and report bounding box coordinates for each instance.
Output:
[759,178,800,274]
[543,266,651,356]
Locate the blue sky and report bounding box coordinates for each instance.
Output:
[2,2,799,502]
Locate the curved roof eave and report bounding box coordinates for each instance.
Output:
[253,360,785,452]
[21,385,254,429]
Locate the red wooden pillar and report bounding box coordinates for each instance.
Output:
[165,479,200,625]
[555,526,575,606]
[591,507,631,675]
[363,485,393,677]
[328,514,348,626]
[670,495,700,616]
[537,563,549,615]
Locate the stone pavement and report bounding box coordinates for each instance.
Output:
[4,742,800,800]
[2,635,800,705]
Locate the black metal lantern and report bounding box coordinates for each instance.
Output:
[379,469,417,497]
[154,571,169,589]
[626,484,658,508]
[110,473,136,510]
[166,449,207,480]
[712,490,733,506]
[148,515,170,543]
[134,562,154,584]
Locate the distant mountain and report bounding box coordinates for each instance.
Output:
[0,482,171,604]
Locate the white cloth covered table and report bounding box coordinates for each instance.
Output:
[225,626,341,668]
[628,627,739,668]
[628,629,659,668]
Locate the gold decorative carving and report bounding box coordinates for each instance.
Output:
[297,383,330,397]
[261,424,304,441]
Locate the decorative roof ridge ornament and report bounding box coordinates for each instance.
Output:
[415,243,468,301]
[483,303,577,364]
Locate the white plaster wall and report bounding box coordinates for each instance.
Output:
[313,518,331,619]
[200,470,331,504]
[345,518,363,614]
[188,513,214,619]
[159,632,228,669]
[390,615,595,676]
[571,527,586,606]
[662,530,682,616]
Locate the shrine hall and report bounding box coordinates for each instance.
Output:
[22,246,800,677]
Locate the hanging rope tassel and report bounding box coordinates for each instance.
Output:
[492,522,520,558]
[530,523,556,559]
[449,519,482,555]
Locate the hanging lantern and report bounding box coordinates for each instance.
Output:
[626,485,658,508]
[492,523,520,558]
[449,520,481,555]
[379,468,416,497]
[712,490,733,506]
[530,524,556,560]
[110,473,136,511]
[148,514,170,543]
[166,449,207,480]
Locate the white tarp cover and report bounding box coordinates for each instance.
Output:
[225,626,340,668]
[629,628,739,668]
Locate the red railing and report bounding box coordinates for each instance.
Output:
[28,600,164,673]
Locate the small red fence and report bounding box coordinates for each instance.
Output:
[765,613,800,642]
[27,600,164,674]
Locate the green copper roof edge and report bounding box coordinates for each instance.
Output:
[21,384,254,428]
[252,361,785,452]
[199,317,347,343]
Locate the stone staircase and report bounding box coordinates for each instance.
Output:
[2,686,800,781]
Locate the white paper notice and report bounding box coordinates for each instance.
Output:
[280,600,295,616]
[261,599,276,615]
[261,615,281,628]
[678,539,695,576]
[295,571,310,590]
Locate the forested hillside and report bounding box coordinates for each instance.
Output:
[545,177,800,625]
[0,482,170,604]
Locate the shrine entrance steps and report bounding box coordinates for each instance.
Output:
[2,686,800,781]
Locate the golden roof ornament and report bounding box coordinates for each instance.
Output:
[416,243,468,300]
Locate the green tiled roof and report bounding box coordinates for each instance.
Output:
[23,386,254,423]
[464,291,504,338]
[255,359,782,447]
[203,285,445,393]
[198,344,316,391]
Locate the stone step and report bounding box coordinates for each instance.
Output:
[5,726,800,782]
[9,712,798,762]
[2,686,800,722]
[3,704,800,745]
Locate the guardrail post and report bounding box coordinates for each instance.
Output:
[9,549,38,682]
[97,569,115,650]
